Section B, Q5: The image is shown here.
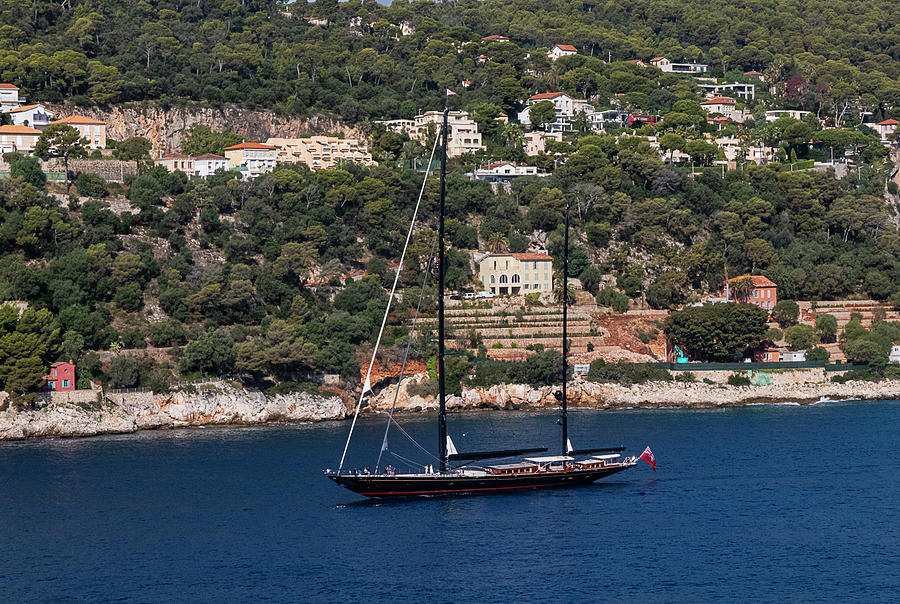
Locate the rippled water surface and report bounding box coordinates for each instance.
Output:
[2,400,899,602]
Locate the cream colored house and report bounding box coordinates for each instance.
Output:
[380,110,484,157]
[223,142,277,178]
[523,131,563,156]
[156,153,194,174]
[478,252,553,295]
[54,115,106,149]
[0,124,41,153]
[266,136,375,170]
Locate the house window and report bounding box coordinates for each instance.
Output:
[512,274,520,283]
[52,368,57,376]
[753,290,759,298]
[62,380,70,388]
[490,275,495,284]
[48,381,56,389]
[499,274,508,284]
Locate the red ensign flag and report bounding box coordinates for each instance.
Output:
[639,446,656,471]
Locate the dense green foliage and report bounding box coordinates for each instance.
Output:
[663,303,769,361]
[6,1,900,395]
[5,0,900,124]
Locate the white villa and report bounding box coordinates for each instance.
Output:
[548,44,577,60]
[518,92,594,133]
[5,103,53,129]
[0,83,24,111]
[469,162,543,182]
[649,57,708,74]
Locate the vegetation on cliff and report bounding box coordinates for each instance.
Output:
[3,0,900,123]
[4,1,900,404]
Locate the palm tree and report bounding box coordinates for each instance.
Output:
[486,231,508,252]
[729,276,755,302]
[554,274,576,306]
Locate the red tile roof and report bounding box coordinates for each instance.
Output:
[6,104,42,114]
[701,97,736,105]
[223,142,277,150]
[529,92,567,100]
[744,71,763,75]
[194,153,227,159]
[482,35,508,40]
[877,119,899,125]
[55,115,105,125]
[650,57,666,62]
[728,275,777,287]
[487,252,553,261]
[554,44,577,52]
[0,124,41,134]
[0,83,19,89]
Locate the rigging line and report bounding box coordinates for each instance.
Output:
[338,132,441,472]
[388,415,441,462]
[389,450,429,471]
[375,232,438,470]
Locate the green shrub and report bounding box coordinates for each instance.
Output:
[76,172,109,198]
[597,288,629,313]
[805,346,830,361]
[114,284,143,311]
[492,342,503,349]
[524,292,541,306]
[674,372,696,382]
[120,327,146,349]
[726,374,751,386]
[586,360,671,385]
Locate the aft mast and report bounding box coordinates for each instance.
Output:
[561,201,569,456]
[437,108,449,473]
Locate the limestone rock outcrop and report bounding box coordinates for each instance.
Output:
[48,103,357,155]
[0,383,345,440]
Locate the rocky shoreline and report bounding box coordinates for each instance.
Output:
[2,377,899,441]
[0,383,346,441]
[368,374,900,412]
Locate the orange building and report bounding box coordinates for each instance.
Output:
[725,275,778,310]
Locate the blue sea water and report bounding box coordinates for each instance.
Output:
[2,400,900,602]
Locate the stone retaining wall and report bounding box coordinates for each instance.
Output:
[0,159,138,182]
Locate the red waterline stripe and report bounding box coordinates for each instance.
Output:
[361,483,567,496]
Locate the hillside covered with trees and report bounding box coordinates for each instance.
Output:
[3,0,900,122]
[4,0,900,405]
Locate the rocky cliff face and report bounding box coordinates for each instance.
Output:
[367,373,900,412]
[49,103,358,154]
[0,383,346,440]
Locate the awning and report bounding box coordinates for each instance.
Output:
[525,456,574,463]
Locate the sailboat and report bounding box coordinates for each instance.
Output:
[326,109,639,498]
